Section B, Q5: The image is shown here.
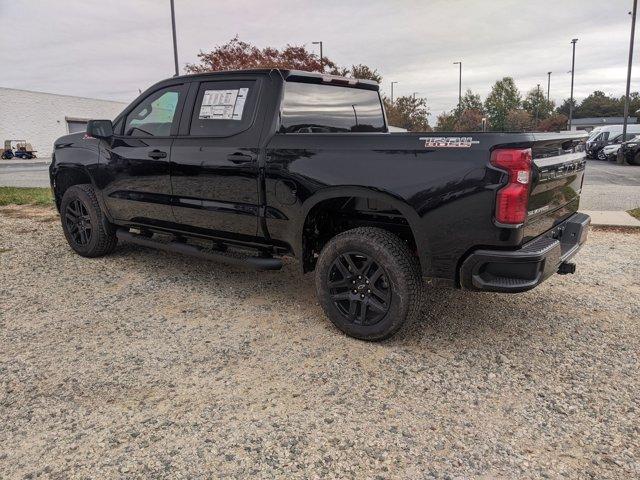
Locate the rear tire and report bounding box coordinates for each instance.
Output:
[629,152,640,165]
[315,227,422,341]
[60,184,117,257]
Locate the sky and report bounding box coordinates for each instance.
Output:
[0,0,637,118]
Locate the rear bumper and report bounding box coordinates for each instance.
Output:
[459,212,590,293]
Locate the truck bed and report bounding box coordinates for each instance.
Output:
[265,131,587,280]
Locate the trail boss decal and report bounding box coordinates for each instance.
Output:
[419,137,480,148]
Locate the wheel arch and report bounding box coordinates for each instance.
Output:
[52,166,94,209]
[294,187,429,275]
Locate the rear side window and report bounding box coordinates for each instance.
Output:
[280,81,386,133]
[189,80,257,136]
[124,86,183,137]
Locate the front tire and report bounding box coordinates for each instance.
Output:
[60,184,117,257]
[315,227,422,341]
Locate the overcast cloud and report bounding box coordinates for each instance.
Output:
[0,0,636,117]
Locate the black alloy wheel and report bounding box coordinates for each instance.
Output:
[315,227,422,341]
[327,252,391,326]
[65,198,92,247]
[59,184,117,257]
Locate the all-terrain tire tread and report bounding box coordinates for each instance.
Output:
[64,184,117,257]
[317,227,422,340]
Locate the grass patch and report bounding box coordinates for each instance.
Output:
[628,208,640,221]
[0,187,53,206]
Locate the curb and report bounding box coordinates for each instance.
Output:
[580,210,640,228]
[0,158,52,167]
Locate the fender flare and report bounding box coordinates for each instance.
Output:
[52,165,113,225]
[293,186,429,272]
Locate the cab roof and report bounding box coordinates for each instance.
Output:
[170,68,380,91]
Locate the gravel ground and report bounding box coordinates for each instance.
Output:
[1,205,639,479]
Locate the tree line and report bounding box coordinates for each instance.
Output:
[435,77,563,132]
[187,38,636,133]
[435,79,640,132]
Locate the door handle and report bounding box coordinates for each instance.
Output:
[227,153,255,164]
[148,150,167,159]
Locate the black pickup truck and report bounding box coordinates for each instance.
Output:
[50,69,589,340]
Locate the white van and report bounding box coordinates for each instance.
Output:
[586,124,640,159]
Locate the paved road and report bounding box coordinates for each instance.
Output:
[0,159,51,188]
[583,161,640,186]
[1,157,639,210]
[579,160,640,210]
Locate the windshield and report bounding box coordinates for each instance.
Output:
[590,132,604,142]
[587,129,602,140]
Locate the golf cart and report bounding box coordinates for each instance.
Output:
[1,140,37,160]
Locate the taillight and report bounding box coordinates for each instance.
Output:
[490,148,532,225]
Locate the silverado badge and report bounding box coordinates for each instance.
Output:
[420,137,480,148]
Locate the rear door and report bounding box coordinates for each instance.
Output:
[100,83,187,224]
[170,77,264,239]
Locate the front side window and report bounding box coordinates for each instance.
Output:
[124,86,182,137]
[280,81,386,133]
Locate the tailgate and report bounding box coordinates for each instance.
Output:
[524,135,587,241]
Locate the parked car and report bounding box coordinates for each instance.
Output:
[619,135,640,165]
[586,124,640,159]
[600,143,621,160]
[596,131,638,160]
[49,69,590,340]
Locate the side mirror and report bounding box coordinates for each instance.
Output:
[86,119,113,139]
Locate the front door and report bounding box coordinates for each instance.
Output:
[170,78,263,240]
[99,84,186,226]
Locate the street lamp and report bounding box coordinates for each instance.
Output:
[390,81,399,103]
[568,38,578,130]
[535,83,541,124]
[312,41,324,71]
[547,71,552,101]
[170,0,179,76]
[622,0,638,163]
[453,61,462,111]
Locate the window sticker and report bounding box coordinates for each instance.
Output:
[198,88,249,120]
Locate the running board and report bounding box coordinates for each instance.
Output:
[116,229,283,271]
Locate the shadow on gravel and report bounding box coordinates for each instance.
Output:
[111,243,546,350]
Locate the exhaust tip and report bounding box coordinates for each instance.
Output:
[558,262,576,275]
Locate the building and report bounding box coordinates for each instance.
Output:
[570,116,638,132]
[0,87,128,158]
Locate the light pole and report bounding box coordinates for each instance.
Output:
[453,61,462,111]
[536,83,541,124]
[391,81,399,103]
[547,71,552,101]
[412,92,420,100]
[312,41,323,71]
[621,0,638,164]
[568,38,578,130]
[170,0,179,76]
